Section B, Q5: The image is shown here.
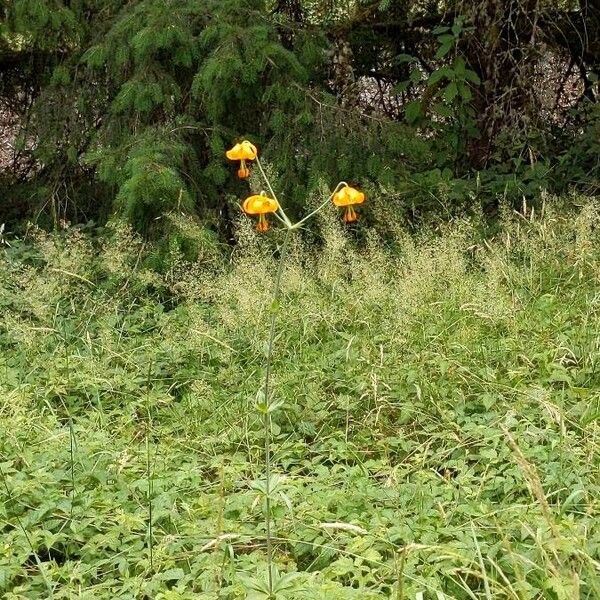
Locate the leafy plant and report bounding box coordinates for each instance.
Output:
[1,196,600,598]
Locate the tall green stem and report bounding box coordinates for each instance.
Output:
[263,228,291,597]
[145,362,154,572]
[69,419,75,522]
[252,154,341,596]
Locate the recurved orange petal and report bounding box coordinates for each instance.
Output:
[242,193,279,215]
[226,143,243,161]
[332,185,365,207]
[226,140,257,161]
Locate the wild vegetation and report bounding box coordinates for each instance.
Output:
[1,197,600,598]
[1,1,599,237]
[1,1,599,599]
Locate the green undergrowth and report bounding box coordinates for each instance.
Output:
[1,197,599,599]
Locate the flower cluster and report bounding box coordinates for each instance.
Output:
[226,140,365,232]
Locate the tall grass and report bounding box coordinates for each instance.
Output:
[0,197,599,598]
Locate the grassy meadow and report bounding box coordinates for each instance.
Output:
[1,198,599,599]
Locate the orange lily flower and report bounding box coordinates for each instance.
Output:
[332,185,365,223]
[226,140,258,179]
[242,193,279,232]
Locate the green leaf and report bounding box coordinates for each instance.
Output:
[438,34,455,44]
[436,42,453,59]
[159,568,184,581]
[392,80,411,95]
[453,56,466,76]
[444,82,458,102]
[458,82,472,101]
[465,69,482,84]
[267,400,285,414]
[273,571,305,592]
[395,53,415,64]
[238,574,270,594]
[432,103,453,117]
[409,68,423,83]
[428,66,451,86]
[255,390,267,413]
[405,100,422,124]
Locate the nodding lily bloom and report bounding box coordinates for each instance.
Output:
[242,193,279,232]
[332,185,365,223]
[226,140,258,179]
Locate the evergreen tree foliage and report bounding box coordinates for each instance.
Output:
[0,0,598,237]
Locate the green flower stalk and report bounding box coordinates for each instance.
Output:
[225,140,366,598]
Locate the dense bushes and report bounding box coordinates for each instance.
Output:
[1,1,598,241]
